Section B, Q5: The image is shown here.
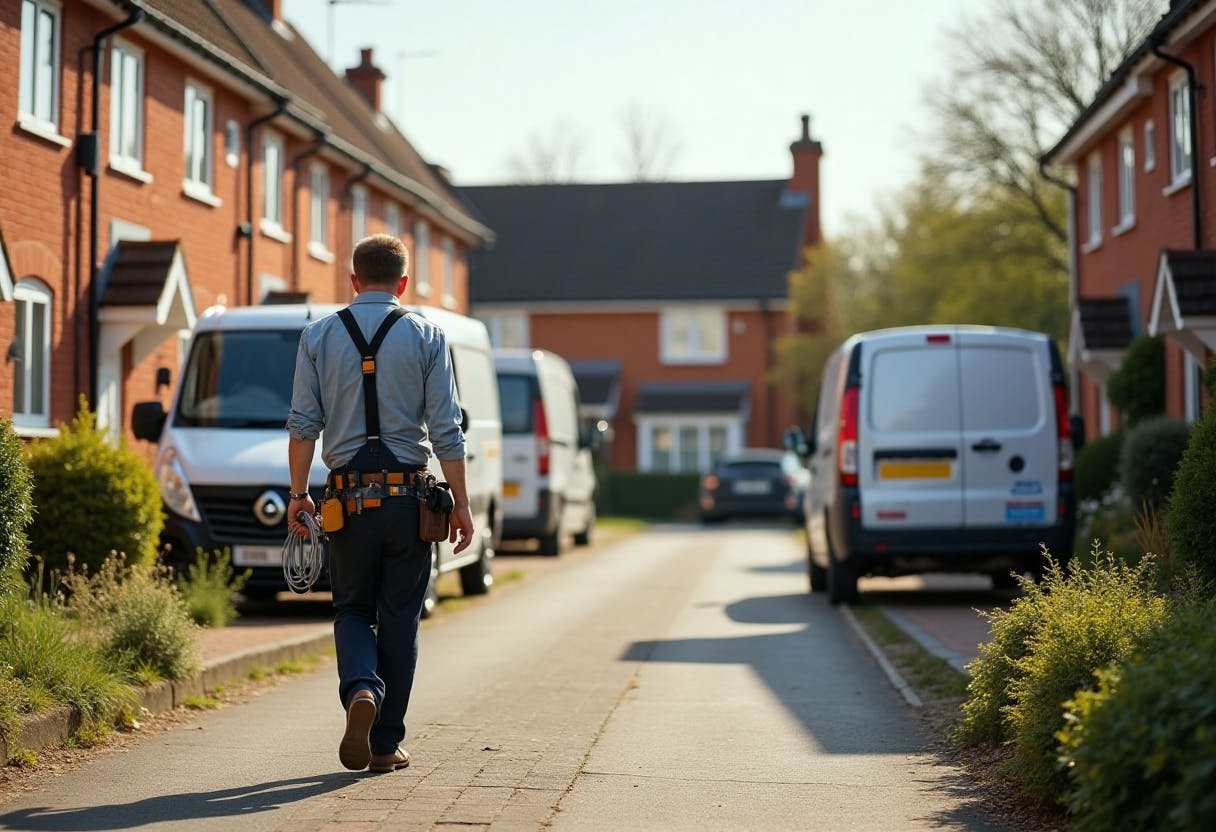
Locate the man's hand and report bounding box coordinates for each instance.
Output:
[449,503,475,554]
[288,495,317,537]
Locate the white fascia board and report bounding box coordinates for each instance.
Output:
[1052,75,1153,165]
[1149,252,1184,336]
[473,299,789,315]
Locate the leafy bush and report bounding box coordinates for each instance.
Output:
[1058,602,1216,831]
[1074,432,1123,503]
[597,470,701,519]
[1001,550,1169,802]
[177,549,249,628]
[0,419,34,595]
[62,554,199,681]
[26,402,163,574]
[1106,335,1165,426]
[1074,489,1137,565]
[1119,417,1190,512]
[1167,400,1216,590]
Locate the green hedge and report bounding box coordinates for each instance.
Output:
[597,470,701,519]
[1106,336,1165,426]
[1120,417,1190,512]
[0,420,33,595]
[1167,400,1216,589]
[1074,432,1123,503]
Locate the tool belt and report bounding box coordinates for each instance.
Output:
[325,470,422,516]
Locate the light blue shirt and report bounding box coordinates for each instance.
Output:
[286,292,466,469]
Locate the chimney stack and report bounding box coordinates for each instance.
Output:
[788,113,824,249]
[345,47,386,111]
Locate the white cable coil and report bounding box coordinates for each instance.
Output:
[282,511,326,594]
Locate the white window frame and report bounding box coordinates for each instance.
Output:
[660,307,728,365]
[482,310,530,348]
[351,184,369,243]
[1184,352,1205,422]
[1115,129,1135,232]
[308,162,332,261]
[1084,153,1102,249]
[108,39,145,177]
[385,203,400,240]
[1144,120,1156,172]
[260,131,288,239]
[635,415,742,473]
[224,119,240,168]
[183,80,217,202]
[1168,72,1192,189]
[12,278,53,431]
[441,236,457,308]
[413,221,431,296]
[18,0,62,136]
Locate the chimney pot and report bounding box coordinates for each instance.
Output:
[360,47,374,66]
[801,114,810,141]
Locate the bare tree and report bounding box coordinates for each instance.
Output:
[618,103,682,182]
[930,0,1166,245]
[505,121,587,184]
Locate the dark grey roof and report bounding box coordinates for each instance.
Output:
[570,361,621,408]
[1163,249,1216,316]
[461,181,805,303]
[634,381,751,414]
[100,241,180,307]
[1077,296,1134,350]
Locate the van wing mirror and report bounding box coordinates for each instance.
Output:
[1069,414,1086,449]
[131,401,167,442]
[459,407,471,434]
[783,426,813,458]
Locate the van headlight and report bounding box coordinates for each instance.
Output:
[158,448,201,522]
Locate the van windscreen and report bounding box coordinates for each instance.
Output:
[175,329,301,428]
[497,374,535,435]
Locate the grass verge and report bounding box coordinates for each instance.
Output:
[851,605,968,701]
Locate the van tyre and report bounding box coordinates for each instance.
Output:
[573,502,595,547]
[420,548,440,619]
[808,557,828,593]
[828,557,859,605]
[459,536,493,596]
[538,525,563,557]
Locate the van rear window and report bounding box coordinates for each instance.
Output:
[869,348,961,433]
[960,347,1043,430]
[497,374,536,435]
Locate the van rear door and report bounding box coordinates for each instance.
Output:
[497,373,540,519]
[860,332,964,528]
[956,331,1057,527]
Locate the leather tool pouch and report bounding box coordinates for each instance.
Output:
[417,474,455,542]
[321,497,346,533]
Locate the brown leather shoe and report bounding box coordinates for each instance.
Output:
[339,691,376,771]
[368,748,410,773]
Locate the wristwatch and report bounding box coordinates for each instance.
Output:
[289,491,309,500]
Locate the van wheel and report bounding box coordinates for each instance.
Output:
[538,525,563,557]
[460,536,494,596]
[420,549,440,618]
[808,557,828,593]
[573,502,595,546]
[828,557,859,605]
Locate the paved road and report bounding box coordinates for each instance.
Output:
[0,525,1001,832]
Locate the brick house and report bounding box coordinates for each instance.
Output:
[461,117,824,471]
[0,0,491,443]
[1044,0,1216,436]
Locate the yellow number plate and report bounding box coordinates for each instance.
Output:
[878,461,952,480]
[503,482,520,497]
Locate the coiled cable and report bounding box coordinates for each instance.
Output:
[282,511,326,594]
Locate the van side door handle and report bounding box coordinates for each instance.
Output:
[970,439,1002,454]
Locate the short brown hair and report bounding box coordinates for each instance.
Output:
[352,234,409,286]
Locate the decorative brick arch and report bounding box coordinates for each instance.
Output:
[8,241,63,292]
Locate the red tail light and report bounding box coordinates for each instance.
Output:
[838,386,859,487]
[534,399,550,476]
[1053,383,1073,482]
[703,474,720,491]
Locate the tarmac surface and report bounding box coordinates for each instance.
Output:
[0,524,1004,832]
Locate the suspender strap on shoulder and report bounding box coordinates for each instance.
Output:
[336,306,408,454]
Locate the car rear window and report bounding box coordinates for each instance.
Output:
[497,374,535,435]
[869,347,961,433]
[959,346,1043,431]
[723,461,782,478]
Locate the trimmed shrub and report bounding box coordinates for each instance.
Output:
[26,402,163,574]
[177,548,249,628]
[597,470,701,519]
[1058,602,1216,831]
[1119,416,1190,512]
[1074,432,1123,503]
[0,420,34,595]
[1106,335,1165,426]
[1167,401,1216,590]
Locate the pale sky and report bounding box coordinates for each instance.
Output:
[283,0,977,237]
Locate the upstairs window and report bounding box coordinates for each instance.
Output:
[183,81,215,195]
[385,203,400,239]
[660,307,727,365]
[309,162,330,255]
[413,221,431,295]
[1086,154,1102,247]
[351,185,368,243]
[109,41,143,172]
[442,236,457,308]
[1169,73,1192,186]
[261,131,285,229]
[1117,130,1135,228]
[19,0,60,132]
[1144,120,1156,172]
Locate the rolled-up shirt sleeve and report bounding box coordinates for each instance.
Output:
[286,328,325,440]
[424,330,466,461]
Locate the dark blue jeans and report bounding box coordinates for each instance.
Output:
[328,493,432,755]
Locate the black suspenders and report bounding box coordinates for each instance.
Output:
[336,306,408,455]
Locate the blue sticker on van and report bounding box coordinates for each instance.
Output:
[1011,480,1044,496]
[1006,501,1046,523]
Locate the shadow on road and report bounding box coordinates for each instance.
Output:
[0,773,354,831]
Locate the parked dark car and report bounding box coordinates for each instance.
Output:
[698,449,808,524]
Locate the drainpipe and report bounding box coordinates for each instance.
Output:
[244,96,289,305]
[289,132,327,291]
[1038,157,1082,412]
[85,4,144,406]
[1151,42,1203,249]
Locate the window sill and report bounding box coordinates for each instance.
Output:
[308,241,335,264]
[182,180,222,207]
[1081,238,1103,255]
[260,219,292,244]
[659,355,729,367]
[12,423,59,439]
[1163,176,1192,197]
[1112,218,1136,237]
[109,159,153,184]
[16,117,71,148]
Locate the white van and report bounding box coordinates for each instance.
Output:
[786,326,1078,605]
[131,303,503,615]
[494,349,597,555]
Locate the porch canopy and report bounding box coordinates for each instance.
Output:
[99,240,197,363]
[1149,249,1216,363]
[1070,296,1134,383]
[633,381,751,416]
[570,360,622,422]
